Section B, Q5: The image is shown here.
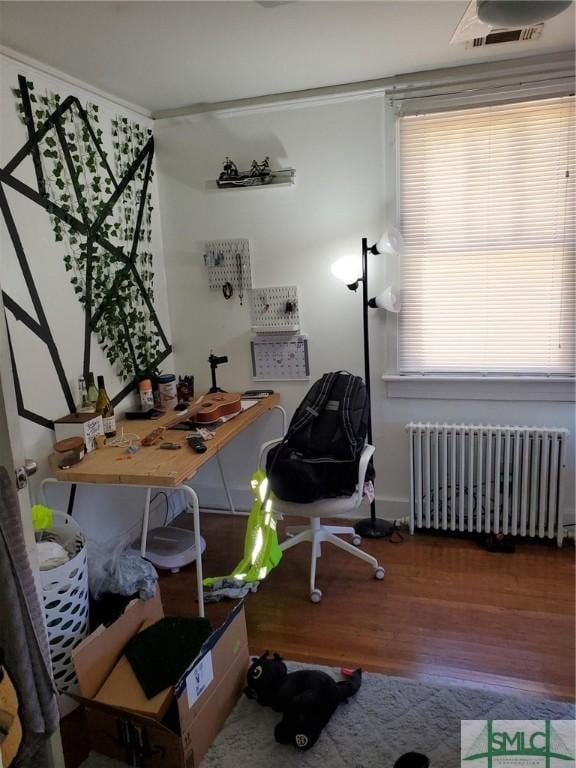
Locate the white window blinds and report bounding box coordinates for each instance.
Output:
[398,95,575,376]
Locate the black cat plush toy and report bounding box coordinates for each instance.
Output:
[244,651,362,750]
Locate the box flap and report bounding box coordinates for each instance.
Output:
[73,590,164,698]
[94,618,172,720]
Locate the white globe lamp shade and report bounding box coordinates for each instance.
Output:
[376,227,405,257]
[331,255,361,285]
[369,286,401,313]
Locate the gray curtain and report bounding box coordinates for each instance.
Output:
[0,466,59,768]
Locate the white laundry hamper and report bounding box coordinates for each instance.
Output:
[39,510,89,716]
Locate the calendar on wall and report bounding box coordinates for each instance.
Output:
[250,335,310,380]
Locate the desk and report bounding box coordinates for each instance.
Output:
[41,393,281,617]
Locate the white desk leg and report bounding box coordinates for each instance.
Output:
[140,487,152,557]
[181,485,204,618]
[216,453,236,514]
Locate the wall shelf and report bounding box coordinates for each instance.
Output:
[251,325,300,334]
[206,169,295,191]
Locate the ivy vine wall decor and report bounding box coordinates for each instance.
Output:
[0,75,171,429]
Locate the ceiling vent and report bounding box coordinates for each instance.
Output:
[451,1,545,47]
[470,23,543,47]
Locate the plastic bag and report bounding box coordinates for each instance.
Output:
[88,539,158,600]
[36,540,69,570]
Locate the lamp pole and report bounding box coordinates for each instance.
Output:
[355,237,394,539]
[361,238,372,443]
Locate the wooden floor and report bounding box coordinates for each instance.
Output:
[61,513,575,767]
[164,513,575,700]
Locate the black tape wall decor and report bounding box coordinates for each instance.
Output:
[0,76,171,429]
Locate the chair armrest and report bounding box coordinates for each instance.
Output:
[358,444,375,489]
[258,438,284,470]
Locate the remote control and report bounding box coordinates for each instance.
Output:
[187,435,207,453]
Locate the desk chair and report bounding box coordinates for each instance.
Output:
[258,440,385,602]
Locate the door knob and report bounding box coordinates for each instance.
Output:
[15,459,37,490]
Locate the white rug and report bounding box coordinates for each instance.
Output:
[81,664,575,768]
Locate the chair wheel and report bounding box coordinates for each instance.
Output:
[374,566,385,580]
[310,589,322,603]
[352,535,362,546]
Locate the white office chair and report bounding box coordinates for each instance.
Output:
[258,440,385,603]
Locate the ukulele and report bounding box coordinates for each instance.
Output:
[168,393,242,427]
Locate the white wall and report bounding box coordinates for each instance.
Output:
[0,373,14,474]
[0,54,176,542]
[156,95,575,524]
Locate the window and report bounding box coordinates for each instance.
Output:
[398,96,575,377]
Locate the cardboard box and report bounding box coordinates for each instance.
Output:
[54,412,104,453]
[93,618,174,719]
[72,591,249,767]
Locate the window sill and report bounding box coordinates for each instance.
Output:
[382,374,576,402]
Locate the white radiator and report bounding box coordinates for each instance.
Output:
[406,424,568,545]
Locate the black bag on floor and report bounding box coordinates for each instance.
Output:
[266,371,374,503]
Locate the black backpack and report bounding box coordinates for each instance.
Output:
[266,371,375,503]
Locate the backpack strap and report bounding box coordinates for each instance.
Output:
[339,374,365,455]
[340,372,356,450]
[286,371,338,438]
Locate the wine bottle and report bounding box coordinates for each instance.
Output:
[86,372,98,411]
[77,376,90,412]
[96,375,116,437]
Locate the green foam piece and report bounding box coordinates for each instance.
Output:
[31,504,54,530]
[124,616,212,699]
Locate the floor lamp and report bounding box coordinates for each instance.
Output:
[331,230,402,538]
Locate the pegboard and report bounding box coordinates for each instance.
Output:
[251,334,310,380]
[250,285,300,333]
[204,239,253,297]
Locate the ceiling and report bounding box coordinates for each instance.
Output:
[0,1,574,115]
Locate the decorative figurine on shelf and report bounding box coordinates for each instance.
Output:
[219,156,239,182]
[217,156,273,188]
[250,156,271,179]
